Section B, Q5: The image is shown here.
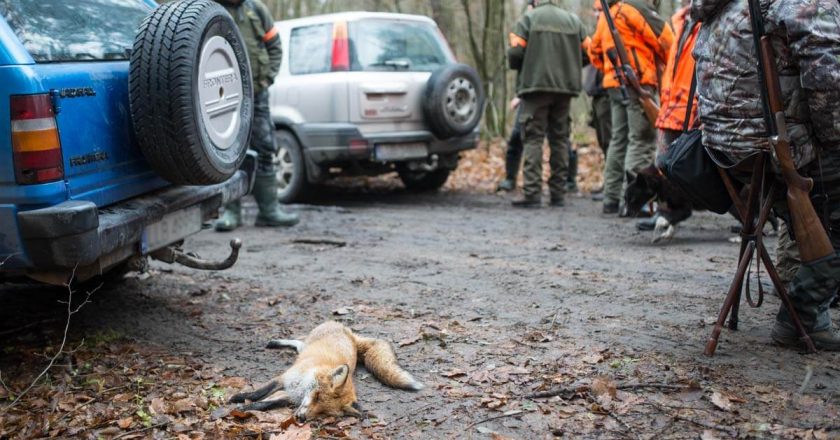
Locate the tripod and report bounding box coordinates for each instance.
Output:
[704,153,817,356]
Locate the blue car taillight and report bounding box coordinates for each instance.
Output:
[10,94,63,184]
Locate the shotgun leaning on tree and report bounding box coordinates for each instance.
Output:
[598,0,660,126]
[747,0,835,263]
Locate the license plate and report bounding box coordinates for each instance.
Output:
[375,142,429,161]
[143,206,202,252]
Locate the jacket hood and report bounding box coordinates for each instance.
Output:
[690,0,732,21]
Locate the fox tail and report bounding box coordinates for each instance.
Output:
[354,335,424,391]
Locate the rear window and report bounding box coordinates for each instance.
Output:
[0,0,151,63]
[289,23,333,75]
[348,19,452,72]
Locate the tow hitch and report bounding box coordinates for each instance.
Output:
[151,239,242,270]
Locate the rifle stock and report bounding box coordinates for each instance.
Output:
[758,36,834,262]
[600,0,660,126]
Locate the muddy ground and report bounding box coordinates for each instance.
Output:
[1,183,839,439]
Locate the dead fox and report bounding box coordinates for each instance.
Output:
[229,321,424,422]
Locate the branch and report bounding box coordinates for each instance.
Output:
[466,410,527,431]
[0,267,101,413]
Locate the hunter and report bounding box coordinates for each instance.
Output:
[638,2,700,232]
[692,0,840,349]
[507,0,587,208]
[214,0,300,231]
[589,0,673,215]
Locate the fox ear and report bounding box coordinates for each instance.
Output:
[331,364,350,388]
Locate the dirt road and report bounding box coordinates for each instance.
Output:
[2,185,839,439]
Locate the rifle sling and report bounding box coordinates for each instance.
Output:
[682,70,697,133]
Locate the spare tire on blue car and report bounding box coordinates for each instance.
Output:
[129,0,252,185]
[422,63,485,140]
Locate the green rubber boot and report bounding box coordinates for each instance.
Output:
[253,174,299,227]
[214,200,242,232]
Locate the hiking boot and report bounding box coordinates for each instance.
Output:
[565,181,578,193]
[497,179,516,192]
[253,174,299,227]
[637,214,660,231]
[771,320,840,351]
[512,196,541,208]
[603,202,619,214]
[214,201,242,232]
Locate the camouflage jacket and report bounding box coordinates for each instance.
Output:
[219,0,282,93]
[691,0,840,169]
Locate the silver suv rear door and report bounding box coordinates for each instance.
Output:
[345,18,455,136]
[273,21,349,125]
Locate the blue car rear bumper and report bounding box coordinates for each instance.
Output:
[8,164,253,274]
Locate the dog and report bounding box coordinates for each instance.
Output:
[625,165,778,243]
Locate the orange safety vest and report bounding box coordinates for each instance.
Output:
[588,0,673,89]
[656,7,700,131]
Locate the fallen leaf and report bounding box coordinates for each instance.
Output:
[398,334,423,347]
[149,397,166,416]
[591,377,617,400]
[117,417,133,429]
[170,398,194,414]
[270,423,312,440]
[230,409,253,419]
[280,416,296,430]
[700,430,721,440]
[441,369,467,378]
[581,353,604,365]
[210,406,231,420]
[218,377,248,389]
[332,307,353,316]
[710,391,733,411]
[476,426,496,435]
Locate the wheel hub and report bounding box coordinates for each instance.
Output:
[198,36,243,151]
[274,146,295,196]
[445,77,478,125]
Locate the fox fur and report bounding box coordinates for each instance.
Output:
[229,321,423,422]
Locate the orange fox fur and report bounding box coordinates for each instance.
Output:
[229,321,423,422]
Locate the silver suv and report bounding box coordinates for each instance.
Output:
[269,12,484,202]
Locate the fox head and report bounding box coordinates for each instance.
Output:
[294,364,361,423]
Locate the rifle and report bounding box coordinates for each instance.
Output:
[747,0,835,262]
[599,0,659,126]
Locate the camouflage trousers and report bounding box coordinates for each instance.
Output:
[774,150,840,331]
[252,90,278,177]
[519,92,573,200]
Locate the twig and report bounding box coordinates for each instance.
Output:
[672,414,738,436]
[525,385,585,399]
[646,400,738,437]
[616,383,698,392]
[0,267,101,413]
[466,410,527,431]
[0,371,12,399]
[291,238,347,247]
[388,402,436,425]
[526,382,696,399]
[112,421,169,439]
[584,394,641,440]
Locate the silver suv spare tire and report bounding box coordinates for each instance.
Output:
[129,0,252,185]
[422,63,485,140]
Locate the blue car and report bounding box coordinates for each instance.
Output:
[0,0,257,284]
